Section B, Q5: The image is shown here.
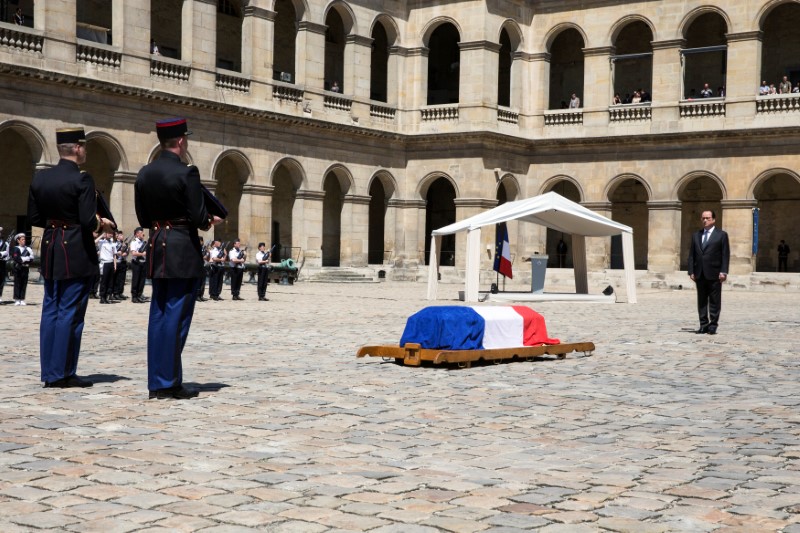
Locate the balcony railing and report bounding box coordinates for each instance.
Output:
[0,22,43,54]
[498,106,519,124]
[324,93,352,112]
[679,98,725,117]
[215,69,250,93]
[150,56,190,82]
[370,104,396,120]
[76,39,121,69]
[544,109,583,125]
[421,104,458,121]
[272,82,303,103]
[756,94,800,113]
[609,102,652,122]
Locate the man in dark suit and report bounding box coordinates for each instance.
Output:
[28,127,115,388]
[135,117,221,400]
[688,210,730,335]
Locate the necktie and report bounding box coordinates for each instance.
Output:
[702,230,709,248]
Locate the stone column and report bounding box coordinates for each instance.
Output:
[110,172,137,232]
[646,201,682,273]
[117,0,150,77]
[526,52,550,128]
[725,31,762,119]
[346,35,373,100]
[391,199,425,269]
[242,6,275,81]
[386,46,404,106]
[295,21,326,90]
[650,39,684,122]
[341,194,370,266]
[721,199,757,275]
[453,198,496,271]
[406,47,429,110]
[583,202,613,270]
[582,46,613,129]
[183,0,217,90]
[458,41,501,122]
[37,0,76,62]
[510,51,525,110]
[384,198,399,262]
[293,190,324,267]
[240,184,272,249]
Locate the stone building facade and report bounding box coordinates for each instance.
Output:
[1,0,799,282]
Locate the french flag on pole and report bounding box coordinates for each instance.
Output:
[494,222,513,279]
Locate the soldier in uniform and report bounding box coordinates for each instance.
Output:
[27,127,114,388]
[255,242,271,301]
[129,227,148,303]
[228,239,246,300]
[134,117,221,400]
[0,227,8,303]
[112,230,129,300]
[11,233,34,305]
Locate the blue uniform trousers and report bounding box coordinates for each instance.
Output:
[147,278,200,390]
[40,277,92,383]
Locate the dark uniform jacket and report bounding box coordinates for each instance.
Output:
[688,227,730,280]
[27,159,99,280]
[135,150,211,279]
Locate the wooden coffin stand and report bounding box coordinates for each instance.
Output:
[357,341,595,369]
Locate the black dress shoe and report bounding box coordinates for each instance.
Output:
[707,328,717,335]
[88,294,99,299]
[100,298,110,304]
[149,385,198,400]
[44,375,92,388]
[233,295,244,301]
[116,294,128,300]
[695,327,709,334]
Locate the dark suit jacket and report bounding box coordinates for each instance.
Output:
[27,159,100,280]
[688,226,730,280]
[135,151,211,279]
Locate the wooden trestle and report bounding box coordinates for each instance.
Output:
[356,342,595,368]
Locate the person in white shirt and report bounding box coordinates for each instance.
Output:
[129,227,148,303]
[97,231,117,304]
[208,241,225,300]
[255,242,271,301]
[759,81,770,95]
[568,93,581,108]
[228,239,246,300]
[0,227,8,303]
[11,233,34,305]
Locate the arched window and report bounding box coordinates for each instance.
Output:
[761,3,800,94]
[216,0,243,71]
[682,13,727,99]
[609,179,649,270]
[548,29,584,109]
[427,24,460,105]
[324,9,346,92]
[498,29,512,107]
[151,0,182,59]
[612,21,653,104]
[77,0,112,44]
[425,178,456,266]
[370,22,390,102]
[273,0,298,82]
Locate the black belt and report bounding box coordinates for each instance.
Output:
[152,219,191,230]
[47,219,78,228]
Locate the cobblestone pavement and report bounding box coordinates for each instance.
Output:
[1,281,800,532]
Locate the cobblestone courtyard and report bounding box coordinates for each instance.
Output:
[1,281,800,532]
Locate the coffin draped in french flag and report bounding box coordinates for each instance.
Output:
[399,306,560,351]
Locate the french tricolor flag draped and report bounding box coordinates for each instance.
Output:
[494,222,513,279]
[399,306,560,350]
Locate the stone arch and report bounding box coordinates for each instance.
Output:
[540,175,585,200]
[85,131,127,172]
[751,169,800,271]
[367,170,397,265]
[607,174,651,270]
[270,157,306,189]
[422,173,457,266]
[611,19,655,102]
[270,157,306,261]
[543,22,588,52]
[84,131,126,201]
[757,0,800,29]
[417,171,459,199]
[147,144,195,166]
[608,15,657,45]
[321,163,353,195]
[270,0,307,20]
[370,13,400,46]
[0,121,46,236]
[547,26,586,109]
[496,174,520,202]
[425,20,461,105]
[498,19,523,50]
[322,0,357,35]
[421,17,463,48]
[677,171,725,270]
[213,149,252,243]
[759,1,800,92]
[678,5,734,38]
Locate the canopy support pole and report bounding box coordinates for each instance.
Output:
[622,231,637,303]
[464,228,481,302]
[426,235,441,300]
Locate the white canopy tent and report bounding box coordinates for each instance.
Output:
[427,191,637,303]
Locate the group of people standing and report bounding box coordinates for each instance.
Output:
[25,119,223,399]
[199,240,272,302]
[91,228,148,304]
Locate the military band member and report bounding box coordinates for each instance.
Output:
[11,233,33,305]
[27,127,115,388]
[256,242,270,301]
[197,236,209,302]
[130,227,148,303]
[228,239,246,300]
[97,231,117,304]
[0,227,8,303]
[112,230,129,300]
[208,240,225,300]
[134,117,221,400]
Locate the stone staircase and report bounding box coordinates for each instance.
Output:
[304,268,379,283]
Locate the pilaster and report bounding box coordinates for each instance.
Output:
[582,46,614,128]
[721,199,757,275]
[295,21,326,90]
[647,201,682,273]
[725,31,762,119]
[651,39,684,122]
[346,35,373,100]
[183,0,217,89]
